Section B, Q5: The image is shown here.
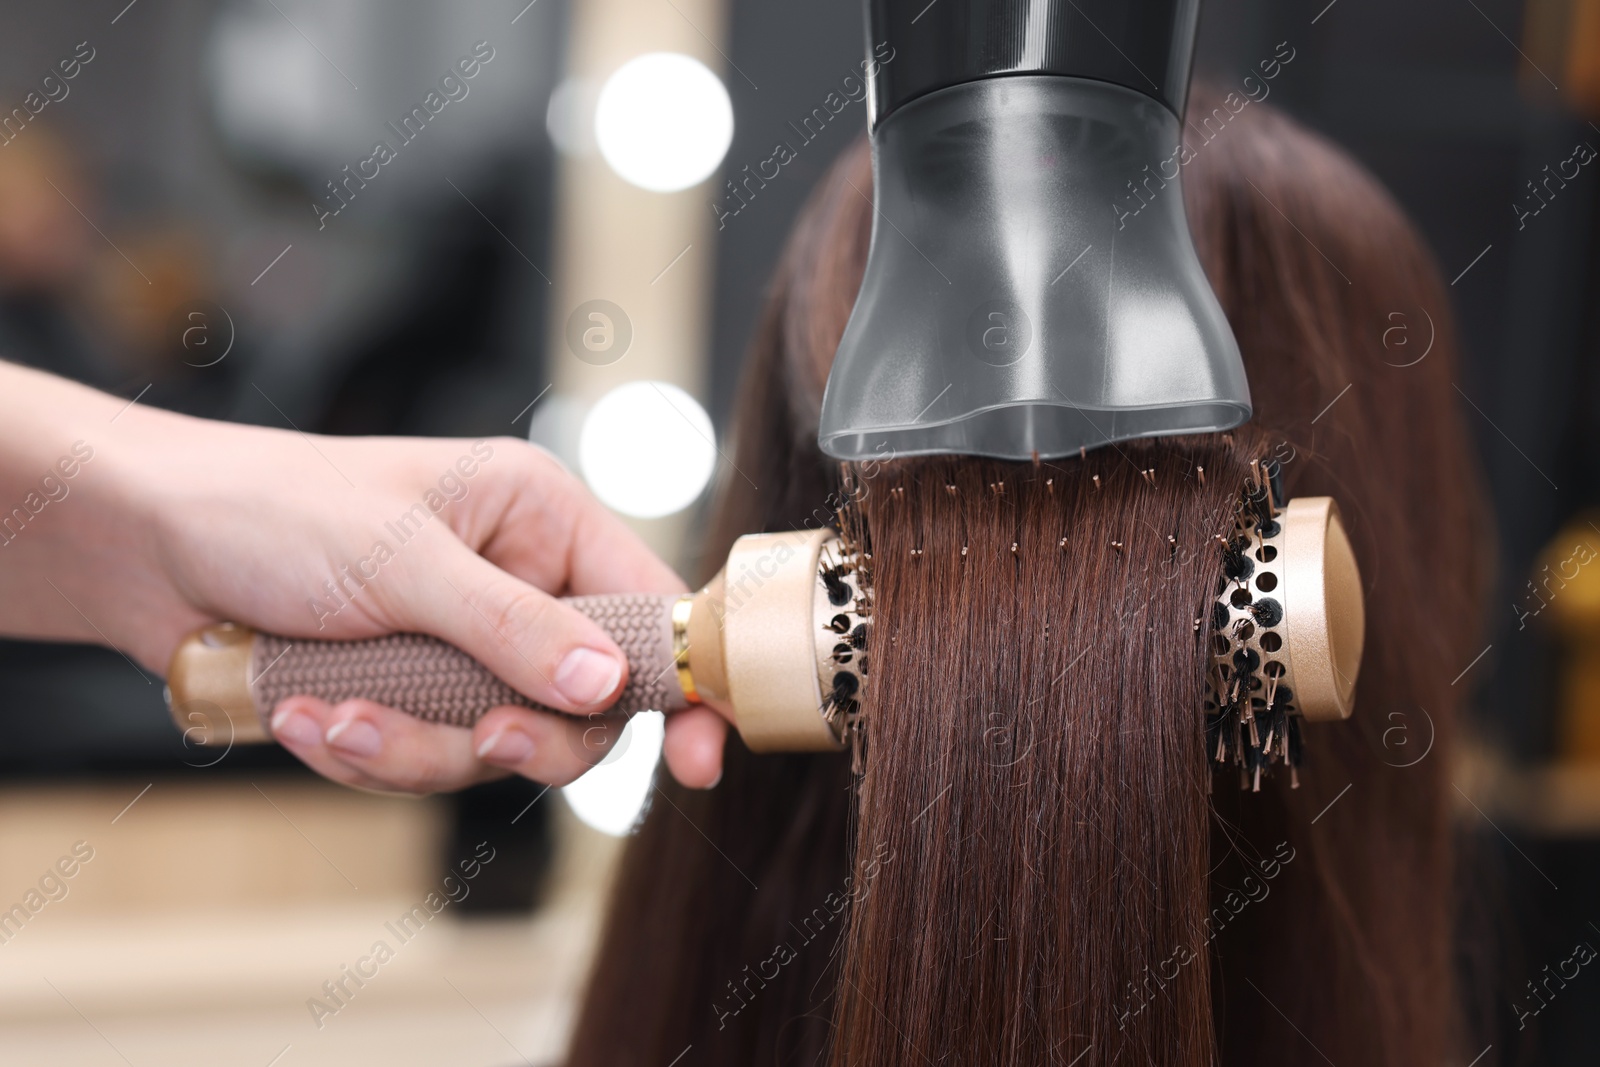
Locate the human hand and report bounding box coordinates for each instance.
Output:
[0,364,728,793]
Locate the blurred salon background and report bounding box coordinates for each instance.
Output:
[0,0,1597,1062]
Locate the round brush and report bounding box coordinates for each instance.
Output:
[166,528,869,755]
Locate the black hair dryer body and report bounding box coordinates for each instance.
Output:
[818,0,1250,463]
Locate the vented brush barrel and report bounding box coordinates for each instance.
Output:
[820,0,1249,462]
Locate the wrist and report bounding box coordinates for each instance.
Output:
[0,363,113,491]
[0,363,212,660]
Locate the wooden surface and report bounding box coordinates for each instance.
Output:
[0,778,621,1066]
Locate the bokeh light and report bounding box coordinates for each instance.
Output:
[562,711,663,837]
[594,53,733,192]
[545,76,598,157]
[579,380,716,518]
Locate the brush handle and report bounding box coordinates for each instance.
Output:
[167,594,688,744]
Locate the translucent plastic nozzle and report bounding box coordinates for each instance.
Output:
[817,74,1250,463]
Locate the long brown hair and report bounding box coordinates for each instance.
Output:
[564,87,1486,1066]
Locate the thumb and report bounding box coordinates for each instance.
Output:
[402,540,628,713]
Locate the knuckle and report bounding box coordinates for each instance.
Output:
[570,715,624,765]
[383,755,449,796]
[539,718,619,786]
[493,436,561,484]
[503,435,566,475]
[358,731,458,796]
[539,756,591,789]
[481,581,563,661]
[382,779,437,798]
[484,434,526,456]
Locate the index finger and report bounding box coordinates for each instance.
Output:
[476,443,688,597]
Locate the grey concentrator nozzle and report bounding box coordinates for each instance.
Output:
[818,0,1250,463]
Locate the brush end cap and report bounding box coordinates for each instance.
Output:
[1284,497,1365,722]
[165,623,271,745]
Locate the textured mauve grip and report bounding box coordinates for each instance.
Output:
[247,594,687,728]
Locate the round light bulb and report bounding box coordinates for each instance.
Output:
[579,381,716,519]
[594,52,733,192]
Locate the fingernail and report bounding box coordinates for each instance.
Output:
[555,648,623,706]
[706,769,723,790]
[270,708,322,748]
[325,718,382,758]
[477,727,535,766]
